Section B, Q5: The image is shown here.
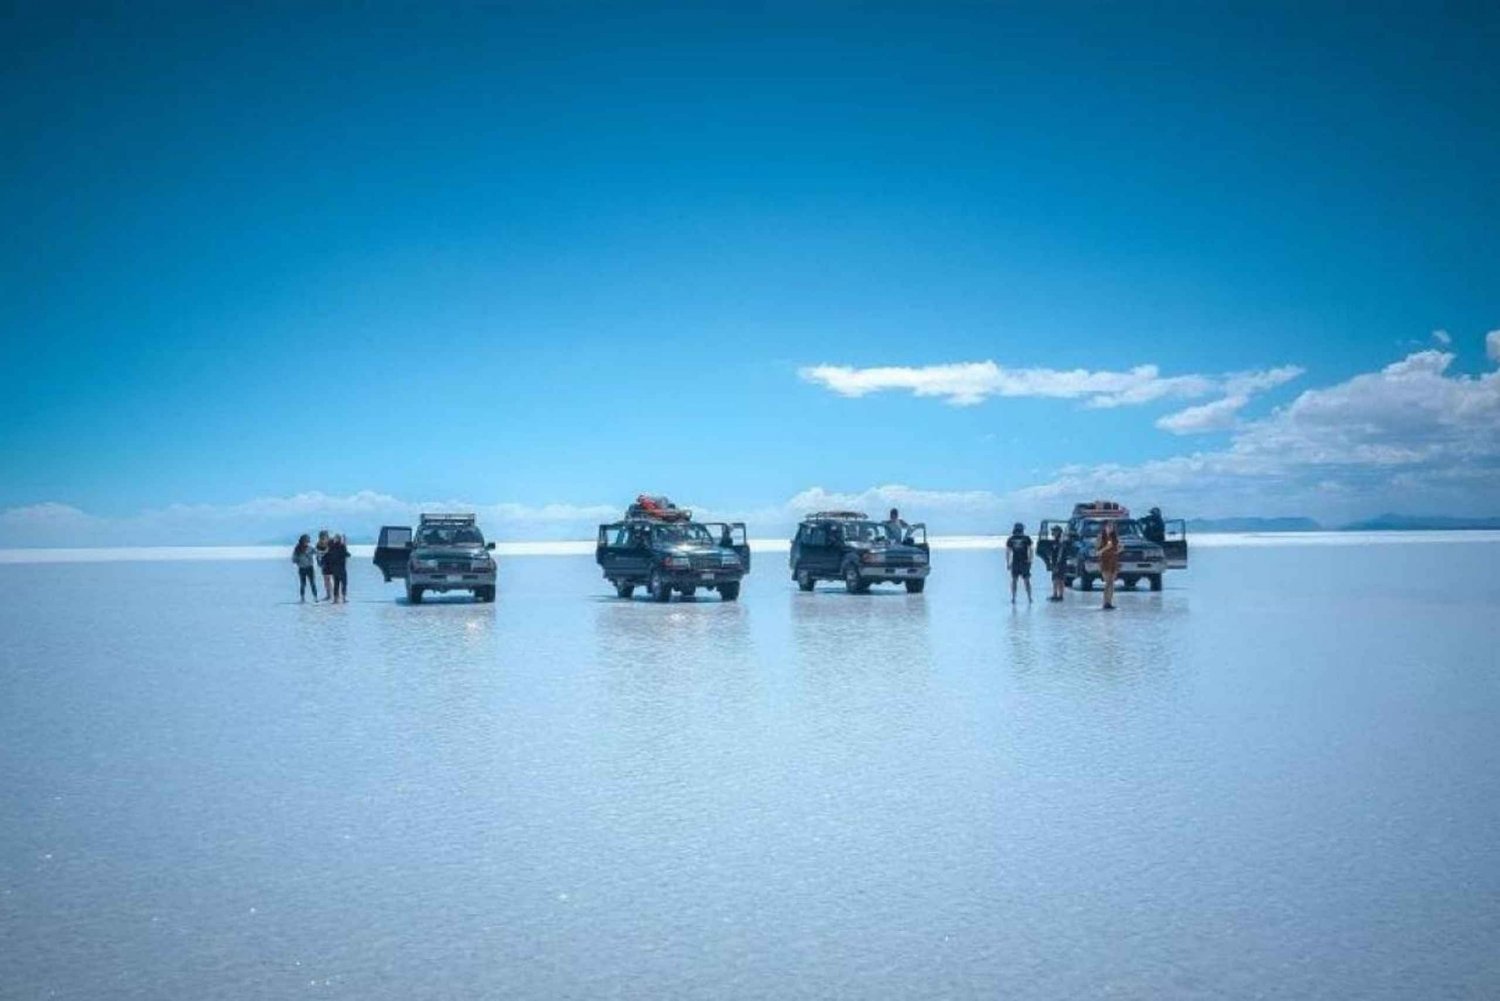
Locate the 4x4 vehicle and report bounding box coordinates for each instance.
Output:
[596,496,750,602]
[1036,501,1187,592]
[789,511,930,593]
[374,513,497,604]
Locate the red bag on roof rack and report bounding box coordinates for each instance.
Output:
[627,494,693,521]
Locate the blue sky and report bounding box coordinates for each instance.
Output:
[2,2,1498,543]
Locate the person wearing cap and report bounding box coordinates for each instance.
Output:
[1005,522,1034,604]
[1045,524,1068,601]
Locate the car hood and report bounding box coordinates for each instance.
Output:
[661,544,740,559]
[411,546,489,560]
[848,542,926,556]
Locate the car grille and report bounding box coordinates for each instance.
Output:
[436,561,470,572]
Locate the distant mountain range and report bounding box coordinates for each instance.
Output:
[1186,514,1500,533]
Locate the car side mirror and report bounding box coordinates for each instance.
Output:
[486,542,496,551]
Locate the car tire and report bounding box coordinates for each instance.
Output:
[1078,573,1094,591]
[407,585,424,604]
[796,569,815,591]
[905,578,925,594]
[615,581,635,599]
[476,586,496,603]
[719,581,741,601]
[843,562,868,594]
[1123,576,1138,590]
[649,570,672,603]
[1148,574,1163,592]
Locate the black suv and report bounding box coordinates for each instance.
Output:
[373,513,497,603]
[595,496,750,602]
[789,511,930,593]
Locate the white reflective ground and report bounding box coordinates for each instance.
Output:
[2,541,1498,999]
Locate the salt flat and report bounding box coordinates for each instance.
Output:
[2,537,1497,999]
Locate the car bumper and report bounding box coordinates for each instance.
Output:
[1080,560,1165,574]
[658,568,745,585]
[855,565,931,580]
[410,571,495,591]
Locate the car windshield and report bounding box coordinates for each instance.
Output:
[652,523,714,546]
[1079,518,1142,539]
[416,524,485,546]
[837,521,898,544]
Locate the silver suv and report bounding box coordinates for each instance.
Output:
[374,513,497,603]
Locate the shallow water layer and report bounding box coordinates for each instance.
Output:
[2,542,1498,999]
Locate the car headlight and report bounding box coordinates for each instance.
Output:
[412,558,436,571]
[664,556,690,568]
[471,557,492,569]
[860,551,885,564]
[913,552,928,564]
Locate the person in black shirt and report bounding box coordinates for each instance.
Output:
[323,534,351,603]
[1005,522,1033,604]
[1141,507,1166,544]
[1044,524,1067,601]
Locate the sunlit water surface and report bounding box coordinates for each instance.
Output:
[2,539,1497,999]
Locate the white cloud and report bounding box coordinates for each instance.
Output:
[1488,330,1500,364]
[1155,395,1250,434]
[1155,365,1305,434]
[799,359,1300,421]
[0,492,621,548]
[798,360,1215,408]
[1019,348,1500,518]
[1433,329,1452,346]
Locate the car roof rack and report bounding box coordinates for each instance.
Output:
[805,510,869,521]
[1071,500,1130,519]
[419,512,477,524]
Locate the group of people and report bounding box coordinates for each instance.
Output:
[1004,520,1129,610]
[291,530,351,603]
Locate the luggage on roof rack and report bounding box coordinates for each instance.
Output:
[627,494,692,521]
[805,510,869,521]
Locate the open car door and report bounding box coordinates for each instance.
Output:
[1034,518,1066,567]
[702,522,751,572]
[1162,519,1188,568]
[597,522,653,579]
[373,525,412,581]
[905,522,929,550]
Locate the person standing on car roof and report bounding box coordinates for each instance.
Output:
[1098,520,1122,610]
[1045,524,1067,602]
[323,534,351,604]
[1005,522,1033,604]
[292,534,319,603]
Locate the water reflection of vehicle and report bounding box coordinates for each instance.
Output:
[789,511,931,593]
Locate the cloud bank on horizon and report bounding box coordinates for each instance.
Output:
[5,341,1498,547]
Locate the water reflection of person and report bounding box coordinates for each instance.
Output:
[1098,521,1122,610]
